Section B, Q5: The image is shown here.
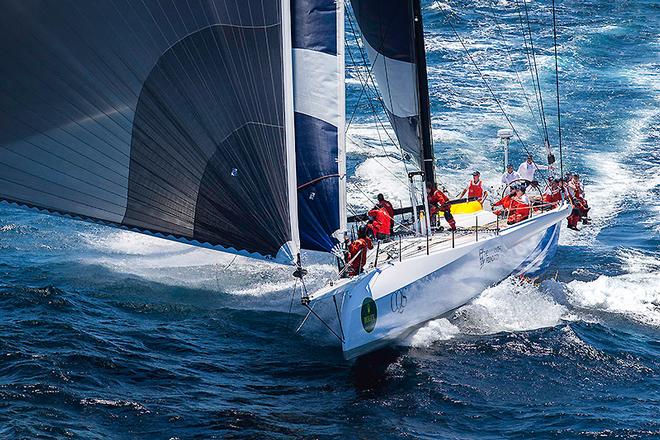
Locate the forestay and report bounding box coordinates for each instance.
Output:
[349,0,427,169]
[0,0,300,264]
[292,0,347,253]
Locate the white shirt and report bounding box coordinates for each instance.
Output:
[519,194,531,205]
[517,161,550,181]
[563,185,575,198]
[501,171,521,185]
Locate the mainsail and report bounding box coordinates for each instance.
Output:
[0,0,300,263]
[292,0,347,252]
[349,0,435,184]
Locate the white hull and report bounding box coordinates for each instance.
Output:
[310,204,570,359]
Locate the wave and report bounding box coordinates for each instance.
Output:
[407,248,660,349]
[566,272,660,328]
[564,249,660,327]
[406,277,569,347]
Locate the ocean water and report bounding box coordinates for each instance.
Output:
[1,0,659,438]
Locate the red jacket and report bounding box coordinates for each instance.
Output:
[467,179,484,199]
[428,189,450,216]
[428,189,449,206]
[543,189,562,207]
[507,198,530,224]
[347,237,373,275]
[378,200,395,233]
[493,194,513,215]
[368,207,392,236]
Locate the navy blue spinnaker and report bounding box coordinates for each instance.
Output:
[0,0,300,263]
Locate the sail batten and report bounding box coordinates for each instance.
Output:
[0,0,300,264]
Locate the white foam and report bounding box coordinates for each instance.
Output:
[406,278,568,347]
[80,230,192,256]
[456,278,568,334]
[618,248,660,274]
[566,272,660,327]
[347,157,411,211]
[408,318,460,348]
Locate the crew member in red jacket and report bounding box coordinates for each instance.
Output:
[377,193,395,235]
[367,205,392,240]
[346,226,373,276]
[493,188,515,216]
[569,174,590,223]
[562,179,586,231]
[507,187,531,225]
[542,178,562,209]
[426,182,457,231]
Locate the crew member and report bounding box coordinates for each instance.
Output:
[501,164,521,186]
[517,154,552,183]
[507,186,531,224]
[569,174,590,223]
[426,182,457,231]
[493,187,515,216]
[542,178,562,209]
[377,193,395,235]
[345,226,373,277]
[458,171,488,204]
[367,204,392,240]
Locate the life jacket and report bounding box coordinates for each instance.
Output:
[467,179,484,199]
[347,237,373,275]
[507,198,530,224]
[368,207,391,236]
[543,188,562,206]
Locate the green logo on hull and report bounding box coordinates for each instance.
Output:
[361,297,377,333]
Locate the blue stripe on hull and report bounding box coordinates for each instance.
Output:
[513,223,561,277]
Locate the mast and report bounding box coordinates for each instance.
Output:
[412,0,435,188]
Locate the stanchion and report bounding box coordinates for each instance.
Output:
[475,216,479,242]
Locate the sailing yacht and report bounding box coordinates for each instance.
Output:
[0,0,570,359]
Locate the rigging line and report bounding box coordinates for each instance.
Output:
[345,6,418,169]
[344,48,403,166]
[442,11,552,187]
[441,13,528,151]
[485,3,545,144]
[512,0,547,143]
[346,5,451,189]
[344,138,410,186]
[518,0,550,146]
[345,8,432,187]
[551,0,564,177]
[344,10,404,154]
[343,15,386,130]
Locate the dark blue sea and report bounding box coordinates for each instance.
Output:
[1,0,658,438]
